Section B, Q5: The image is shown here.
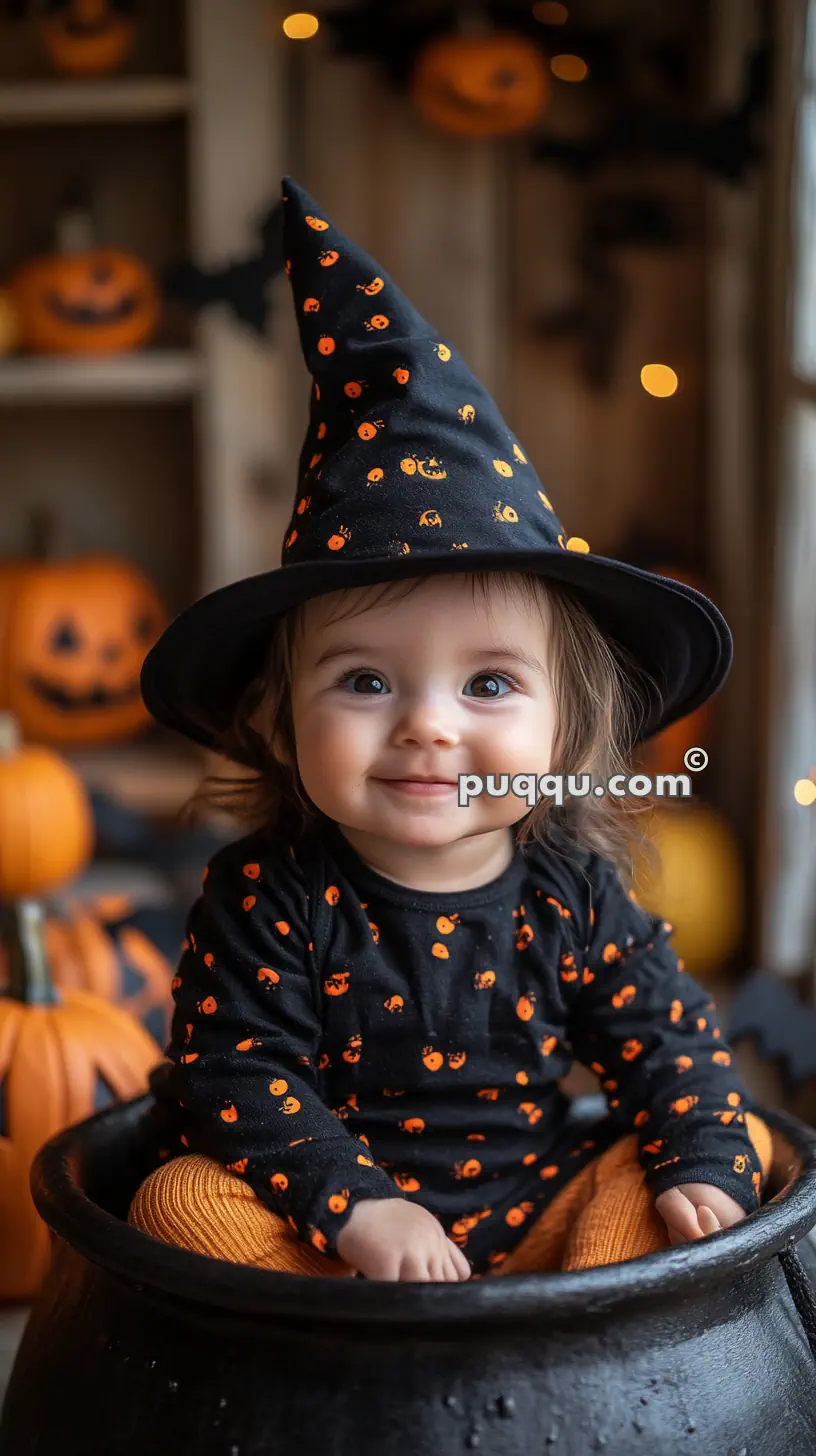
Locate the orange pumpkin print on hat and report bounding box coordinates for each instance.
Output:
[141,175,734,769]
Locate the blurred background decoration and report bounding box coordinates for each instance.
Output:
[0,0,813,1339]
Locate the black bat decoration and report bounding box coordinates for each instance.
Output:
[530,42,771,185]
[533,190,683,388]
[727,970,816,1096]
[162,201,286,337]
[321,3,771,188]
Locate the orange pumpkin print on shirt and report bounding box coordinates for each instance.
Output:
[453,1159,481,1180]
[437,914,459,934]
[422,1046,444,1071]
[342,1034,362,1064]
[547,896,572,919]
[327,527,351,550]
[506,1201,535,1227]
[393,1172,421,1192]
[324,971,350,996]
[612,985,636,1009]
[516,993,535,1021]
[559,953,578,982]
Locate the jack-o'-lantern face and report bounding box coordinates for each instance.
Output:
[410,32,549,140]
[400,456,448,480]
[10,248,160,356]
[38,0,136,78]
[0,556,167,745]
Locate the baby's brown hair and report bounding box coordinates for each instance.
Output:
[186,572,663,889]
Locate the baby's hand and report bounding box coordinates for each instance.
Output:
[655,1182,748,1245]
[335,1198,472,1282]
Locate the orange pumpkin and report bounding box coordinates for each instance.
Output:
[0,713,93,897]
[10,246,160,356]
[410,31,549,139]
[0,555,166,745]
[37,0,136,79]
[0,898,161,1299]
[641,566,714,778]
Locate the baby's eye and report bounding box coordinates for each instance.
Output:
[465,673,515,699]
[338,670,388,695]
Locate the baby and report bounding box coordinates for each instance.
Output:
[129,178,769,1282]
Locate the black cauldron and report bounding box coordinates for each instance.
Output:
[3,1097,816,1456]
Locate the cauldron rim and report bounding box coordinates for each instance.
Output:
[30,1096,816,1329]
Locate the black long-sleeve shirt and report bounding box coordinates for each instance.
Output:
[149,812,761,1276]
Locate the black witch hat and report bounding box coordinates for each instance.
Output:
[141,176,731,757]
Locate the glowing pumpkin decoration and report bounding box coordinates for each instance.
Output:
[632,801,744,977]
[37,0,137,79]
[0,555,167,746]
[10,243,160,356]
[642,566,715,778]
[410,31,549,139]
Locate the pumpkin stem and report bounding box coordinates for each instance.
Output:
[29,505,72,562]
[55,197,96,256]
[2,900,61,1006]
[0,712,20,757]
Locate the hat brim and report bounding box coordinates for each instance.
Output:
[141,550,732,761]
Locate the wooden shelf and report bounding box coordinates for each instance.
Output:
[63,740,244,827]
[0,351,203,404]
[65,740,207,818]
[0,78,193,127]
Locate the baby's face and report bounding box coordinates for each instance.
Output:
[289,574,556,850]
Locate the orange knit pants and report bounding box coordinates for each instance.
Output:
[128,1112,773,1279]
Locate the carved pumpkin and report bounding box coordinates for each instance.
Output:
[410,31,549,139]
[641,567,714,778]
[37,0,136,79]
[10,246,160,356]
[0,556,167,745]
[0,713,93,898]
[0,898,161,1299]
